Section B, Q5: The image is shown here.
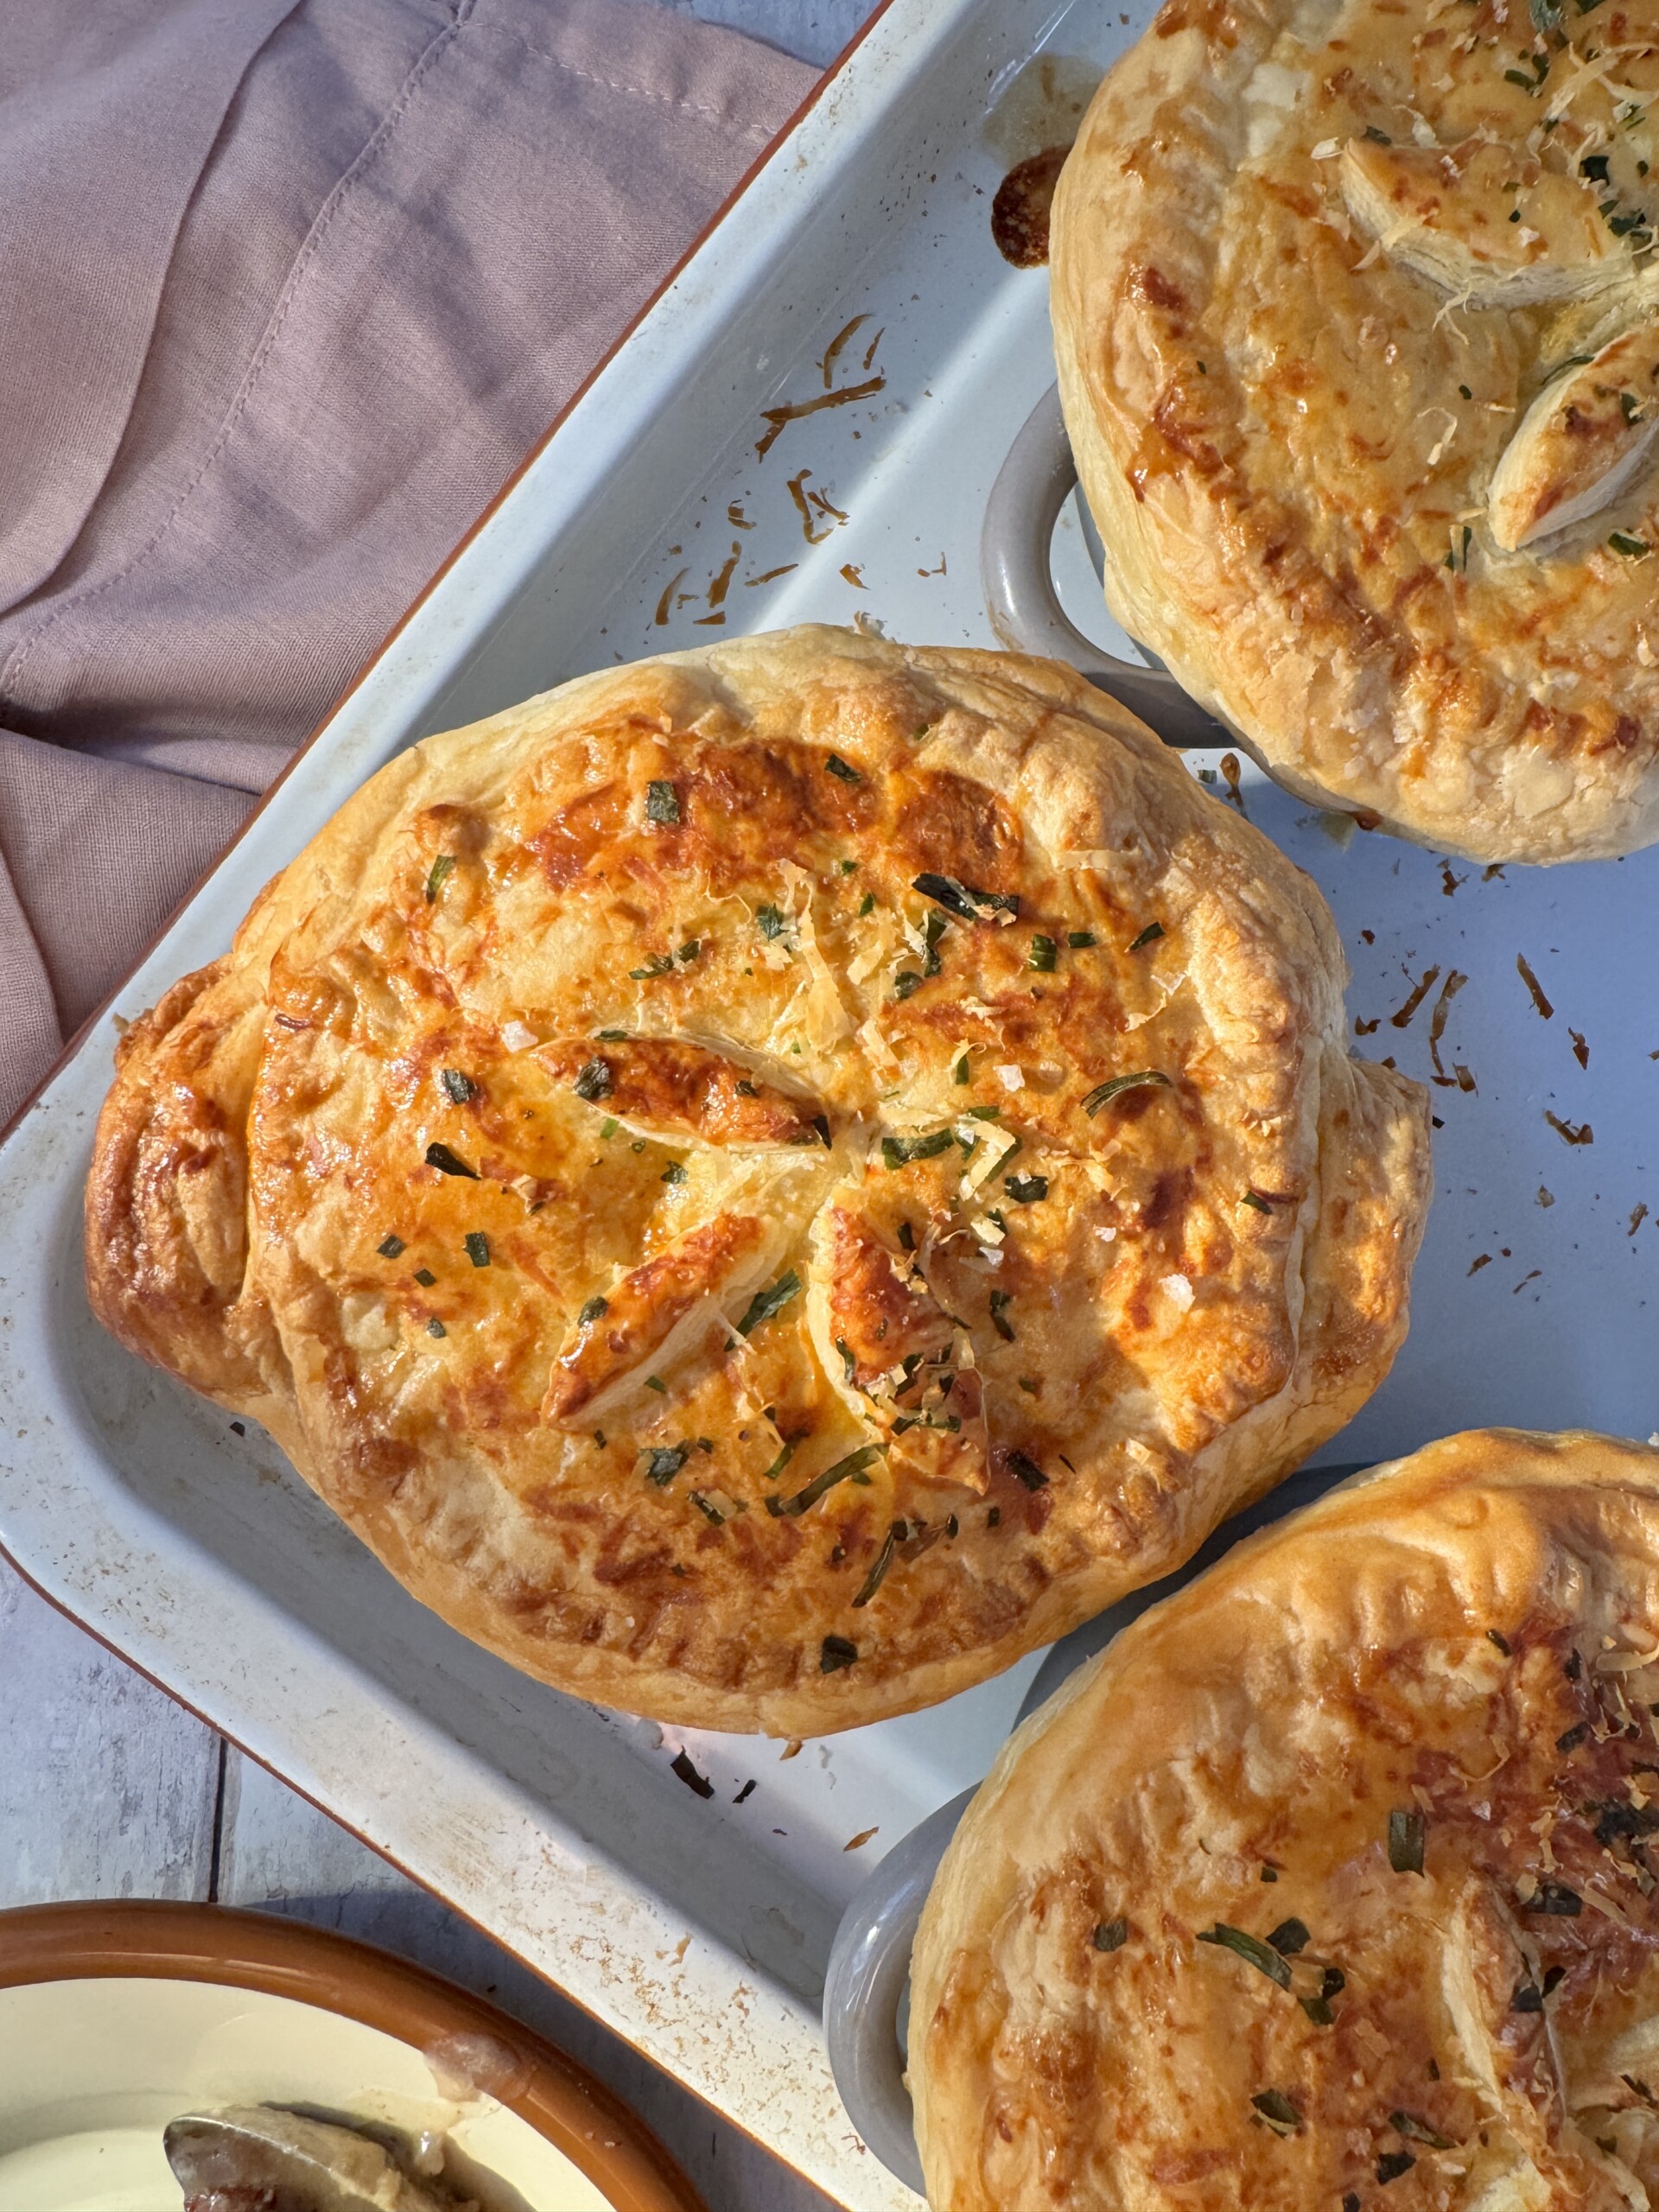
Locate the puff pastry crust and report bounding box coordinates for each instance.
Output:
[85,627,1427,1734]
[1052,0,1659,862]
[912,1429,1659,2211]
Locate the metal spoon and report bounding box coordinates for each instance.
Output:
[162,2104,468,2212]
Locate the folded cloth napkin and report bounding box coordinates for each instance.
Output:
[0,0,813,1126]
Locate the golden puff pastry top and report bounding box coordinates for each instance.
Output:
[86,628,1427,1736]
[912,1430,1659,2212]
[1052,0,1659,863]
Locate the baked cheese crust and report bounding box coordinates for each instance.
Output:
[912,1429,1659,2210]
[1052,0,1659,862]
[86,628,1427,1733]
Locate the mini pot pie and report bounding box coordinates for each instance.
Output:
[912,1429,1659,2212]
[86,627,1427,1735]
[1052,0,1659,863]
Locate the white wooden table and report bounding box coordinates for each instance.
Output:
[0,7,876,2209]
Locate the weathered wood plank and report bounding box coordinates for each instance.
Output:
[220,1751,848,2212]
[0,1556,219,1904]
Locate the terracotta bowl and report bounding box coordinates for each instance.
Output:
[0,1899,705,2212]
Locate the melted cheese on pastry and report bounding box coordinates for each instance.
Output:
[1052,0,1659,861]
[912,1430,1659,2212]
[85,627,1428,1734]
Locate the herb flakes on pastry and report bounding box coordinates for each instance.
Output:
[912,1429,1659,2212]
[85,626,1427,1735]
[1052,0,1659,863]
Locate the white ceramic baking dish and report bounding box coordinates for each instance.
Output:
[4,0,1659,2204]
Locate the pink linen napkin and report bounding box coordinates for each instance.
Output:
[0,0,814,1126]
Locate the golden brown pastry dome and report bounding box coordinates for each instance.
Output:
[1052,0,1659,863]
[86,626,1427,1735]
[912,1430,1659,2211]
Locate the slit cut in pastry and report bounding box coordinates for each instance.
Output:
[85,626,1429,1734]
[912,1430,1659,2212]
[1052,0,1659,861]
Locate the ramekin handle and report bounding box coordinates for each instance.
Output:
[821,1785,975,2198]
[980,384,1224,748]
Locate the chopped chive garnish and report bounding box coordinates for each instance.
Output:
[1622,391,1642,425]
[836,1338,857,1384]
[1068,929,1096,948]
[1093,1917,1128,1953]
[841,858,859,874]
[645,1375,667,1395]
[897,1220,916,1251]
[953,1052,970,1084]
[630,953,675,980]
[882,1129,955,1168]
[1028,934,1058,972]
[1241,1189,1273,1213]
[439,1068,477,1103]
[964,1103,1001,1122]
[597,1028,628,1040]
[689,1491,725,1525]
[414,1268,436,1287]
[766,1445,886,1518]
[821,1635,858,1673]
[1267,1918,1309,1956]
[1128,921,1165,952]
[644,1443,690,1485]
[1005,1173,1048,1203]
[1197,1923,1292,1989]
[923,909,947,976]
[1529,1880,1582,1915]
[988,1289,1015,1341]
[677,939,701,962]
[661,1161,688,1185]
[1611,531,1652,557]
[1376,2152,1415,2185]
[1389,1808,1426,1875]
[1083,1069,1172,1116]
[1252,2090,1302,2135]
[464,1231,490,1268]
[573,1058,613,1102]
[425,1141,479,1178]
[760,1439,798,1483]
[599,1116,619,1139]
[645,779,679,826]
[427,1318,447,1338]
[756,903,786,939]
[910,873,1020,924]
[852,1521,904,1607]
[377,1234,405,1258]
[893,970,924,1000]
[1007,1449,1047,1490]
[1488,1628,1511,1655]
[857,892,875,916]
[824,753,861,782]
[577,1296,608,1325]
[424,854,455,902]
[1390,2113,1454,2149]
[736,1271,802,1337]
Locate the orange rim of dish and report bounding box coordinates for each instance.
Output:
[0,1897,707,2212]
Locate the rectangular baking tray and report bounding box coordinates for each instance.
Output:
[3,1,1658,2203]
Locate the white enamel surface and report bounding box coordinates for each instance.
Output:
[3,0,1659,2205]
[0,1976,610,2212]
